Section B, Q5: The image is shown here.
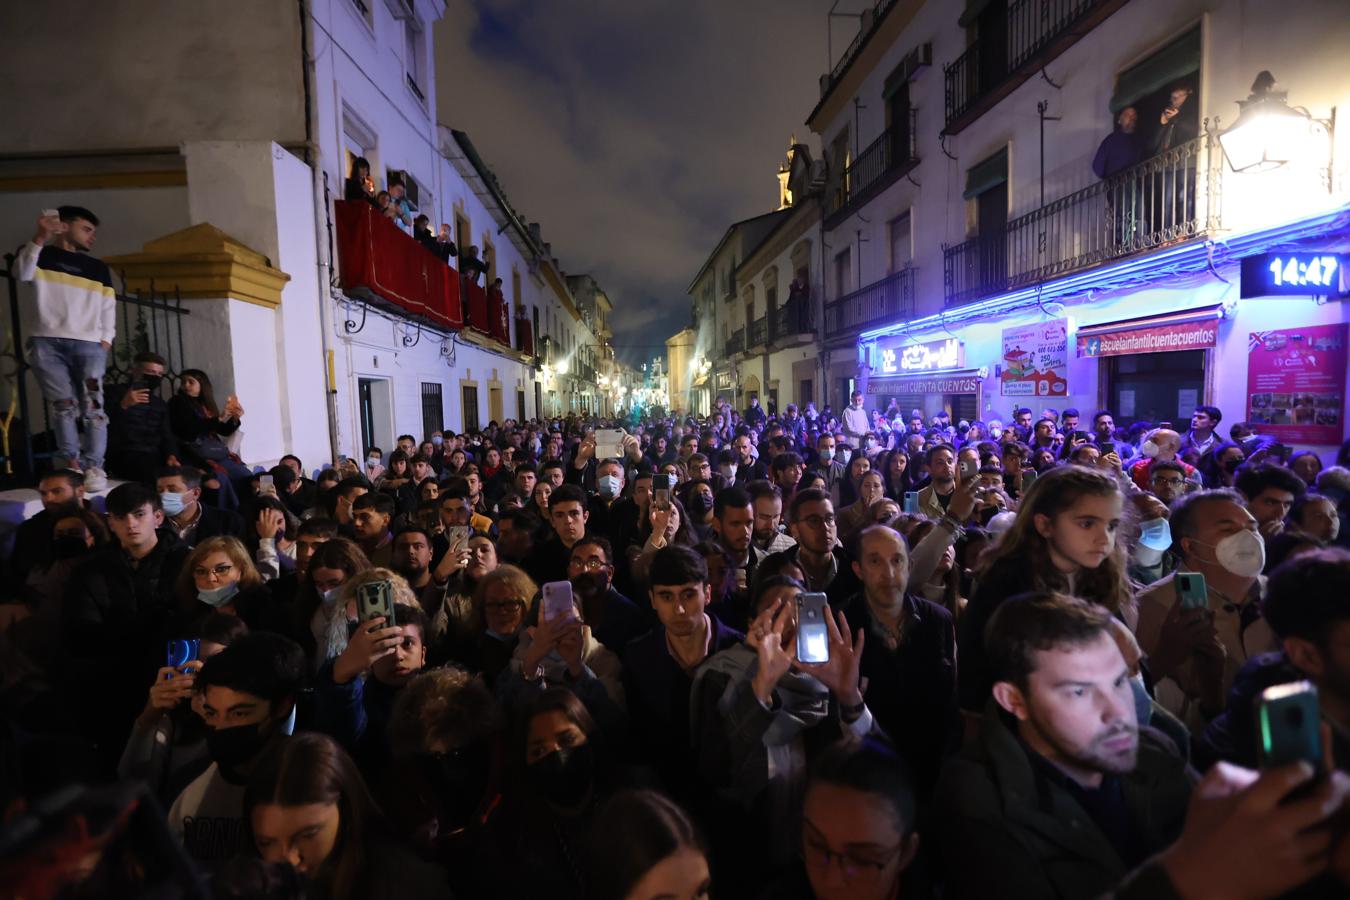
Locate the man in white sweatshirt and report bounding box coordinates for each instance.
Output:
[17,207,115,489]
[841,390,870,447]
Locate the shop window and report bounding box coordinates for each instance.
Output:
[1106,349,1206,429]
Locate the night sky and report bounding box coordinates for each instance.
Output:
[434,0,828,368]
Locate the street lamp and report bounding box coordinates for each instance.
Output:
[1219,71,1335,175]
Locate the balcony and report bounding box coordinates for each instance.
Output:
[515,317,535,357]
[824,0,900,95]
[748,315,768,349]
[943,0,1128,135]
[463,278,490,335]
[725,328,745,359]
[944,131,1218,307]
[828,109,918,226]
[333,200,463,330]
[773,295,814,338]
[825,267,916,340]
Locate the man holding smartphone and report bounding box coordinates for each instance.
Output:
[16,206,115,489]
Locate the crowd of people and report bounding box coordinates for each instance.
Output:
[4,365,1350,899]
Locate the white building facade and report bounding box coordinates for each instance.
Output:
[0,0,608,476]
[806,0,1349,461]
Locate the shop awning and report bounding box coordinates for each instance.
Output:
[963,147,1008,200]
[1110,28,1201,113]
[868,368,984,395]
[1076,304,1223,358]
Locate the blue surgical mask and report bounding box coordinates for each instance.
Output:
[320,586,342,606]
[366,456,380,468]
[160,491,186,516]
[432,435,444,446]
[198,581,240,608]
[1138,517,1172,551]
[597,473,621,498]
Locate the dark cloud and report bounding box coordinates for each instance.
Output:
[434,0,825,365]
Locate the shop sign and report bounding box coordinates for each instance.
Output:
[867,373,982,395]
[876,337,964,375]
[1077,319,1218,358]
[1246,323,1346,445]
[1001,319,1069,396]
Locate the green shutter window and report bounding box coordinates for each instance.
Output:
[1109,28,1201,113]
[963,147,1008,200]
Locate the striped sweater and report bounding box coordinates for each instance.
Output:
[16,241,116,344]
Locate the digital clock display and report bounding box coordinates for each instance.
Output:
[1241,252,1347,298]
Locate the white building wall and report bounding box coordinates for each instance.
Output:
[817,0,1350,321]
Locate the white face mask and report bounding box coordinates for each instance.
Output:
[1192,529,1266,578]
[1140,440,1160,459]
[720,464,737,480]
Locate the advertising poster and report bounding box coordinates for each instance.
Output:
[1246,323,1346,445]
[1001,319,1068,396]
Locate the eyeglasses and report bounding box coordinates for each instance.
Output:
[1152,478,1185,487]
[193,563,235,579]
[803,835,904,882]
[800,514,837,529]
[569,558,610,571]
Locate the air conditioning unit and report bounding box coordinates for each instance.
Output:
[384,0,415,20]
[903,42,933,80]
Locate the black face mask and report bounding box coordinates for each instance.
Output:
[52,536,89,560]
[206,721,272,781]
[1223,456,1244,473]
[570,572,608,598]
[686,493,713,515]
[420,742,493,829]
[526,744,594,809]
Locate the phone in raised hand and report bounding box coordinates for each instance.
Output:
[594,429,624,461]
[542,581,575,622]
[166,639,200,677]
[1175,571,1208,612]
[796,592,830,664]
[356,580,395,625]
[1256,681,1323,773]
[447,525,470,553]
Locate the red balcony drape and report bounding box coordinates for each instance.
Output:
[515,318,534,356]
[464,280,490,334]
[334,200,463,329]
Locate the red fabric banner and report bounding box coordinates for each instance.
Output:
[334,200,462,330]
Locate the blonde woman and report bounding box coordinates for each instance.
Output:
[173,535,268,631]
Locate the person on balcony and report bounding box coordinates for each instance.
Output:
[412,215,452,262]
[461,245,490,287]
[344,156,378,205]
[386,179,414,232]
[1092,106,1142,180]
[1154,83,1198,155]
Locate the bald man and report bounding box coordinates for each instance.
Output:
[1128,427,1198,491]
[845,526,960,788]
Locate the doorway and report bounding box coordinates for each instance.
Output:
[1106,350,1207,430]
[357,377,393,455]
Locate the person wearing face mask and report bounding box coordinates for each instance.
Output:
[314,590,430,773]
[118,612,247,805]
[289,537,371,672]
[167,631,304,869]
[156,465,244,548]
[490,688,620,900]
[1125,493,1177,586]
[13,504,106,650]
[1127,428,1198,492]
[1134,489,1280,732]
[362,447,385,482]
[171,536,272,635]
[7,468,88,594]
[583,458,630,548]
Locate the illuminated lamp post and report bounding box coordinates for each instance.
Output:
[1219,71,1335,186]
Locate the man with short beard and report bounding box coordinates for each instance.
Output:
[934,593,1192,899]
[567,536,647,654]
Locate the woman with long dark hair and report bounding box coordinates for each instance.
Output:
[584,790,709,900]
[878,448,919,501]
[245,732,448,898]
[1197,440,1246,488]
[168,369,245,473]
[957,465,1131,711]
